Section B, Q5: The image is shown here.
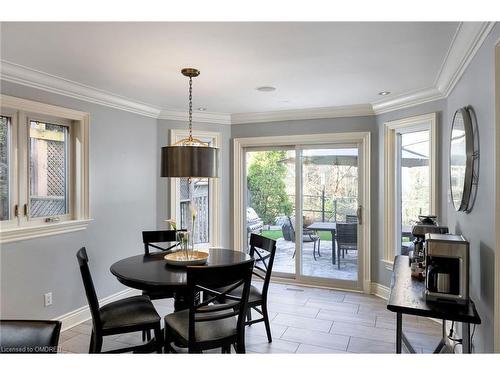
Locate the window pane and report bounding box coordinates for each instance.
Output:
[400,130,430,252]
[179,178,209,245]
[0,116,11,221]
[29,121,69,218]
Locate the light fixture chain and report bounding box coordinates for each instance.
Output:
[188,76,193,142]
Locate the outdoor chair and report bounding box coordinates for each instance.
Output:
[335,223,358,270]
[282,216,321,260]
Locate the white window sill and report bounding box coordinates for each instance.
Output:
[0,219,92,244]
[381,258,395,271]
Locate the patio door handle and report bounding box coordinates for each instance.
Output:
[357,205,362,225]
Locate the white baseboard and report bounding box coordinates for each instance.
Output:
[55,288,140,332]
[370,282,391,300]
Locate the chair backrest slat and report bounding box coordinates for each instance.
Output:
[76,247,102,329]
[248,233,277,298]
[186,260,254,346]
[142,230,179,255]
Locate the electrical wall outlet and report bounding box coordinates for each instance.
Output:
[44,292,53,307]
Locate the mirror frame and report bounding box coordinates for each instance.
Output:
[450,107,474,212]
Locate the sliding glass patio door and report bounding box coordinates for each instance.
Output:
[298,145,360,288]
[244,142,364,290]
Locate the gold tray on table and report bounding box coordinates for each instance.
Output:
[164,251,209,266]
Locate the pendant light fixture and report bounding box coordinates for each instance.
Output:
[161,68,219,178]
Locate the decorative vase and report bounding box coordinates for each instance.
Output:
[176,231,192,260]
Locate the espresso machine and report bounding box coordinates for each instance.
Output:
[410,216,449,263]
[425,233,470,305]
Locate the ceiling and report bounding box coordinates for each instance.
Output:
[0,22,460,116]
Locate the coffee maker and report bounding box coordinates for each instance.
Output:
[410,215,449,264]
[425,233,469,305]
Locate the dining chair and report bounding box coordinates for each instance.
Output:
[164,259,255,354]
[141,230,180,341]
[0,320,61,354]
[244,233,277,343]
[335,223,358,269]
[76,247,163,353]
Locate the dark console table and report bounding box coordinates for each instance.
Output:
[387,255,481,354]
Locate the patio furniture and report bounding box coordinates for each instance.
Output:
[335,223,358,270]
[346,214,358,223]
[282,217,321,260]
[0,320,61,354]
[306,222,337,264]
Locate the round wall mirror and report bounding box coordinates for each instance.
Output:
[450,107,474,211]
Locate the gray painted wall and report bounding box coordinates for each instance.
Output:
[441,24,500,353]
[231,116,380,278]
[0,81,158,319]
[375,99,447,287]
[156,119,232,248]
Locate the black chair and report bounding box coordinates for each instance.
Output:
[346,214,358,223]
[0,320,61,354]
[164,259,255,354]
[245,233,277,343]
[141,230,179,341]
[76,247,162,353]
[335,223,358,269]
[283,217,321,260]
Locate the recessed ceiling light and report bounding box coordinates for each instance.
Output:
[256,86,276,92]
[378,91,391,96]
[197,107,207,111]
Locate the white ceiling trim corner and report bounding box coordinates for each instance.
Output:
[231,104,375,124]
[434,22,496,97]
[371,86,444,115]
[372,21,495,115]
[0,60,162,118]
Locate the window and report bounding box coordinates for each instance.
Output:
[0,95,90,243]
[169,129,220,248]
[384,113,437,265]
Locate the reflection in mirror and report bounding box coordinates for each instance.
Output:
[450,110,467,210]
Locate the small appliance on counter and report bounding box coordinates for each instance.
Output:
[424,233,469,305]
[409,215,448,279]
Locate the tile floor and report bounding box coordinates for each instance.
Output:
[59,282,443,354]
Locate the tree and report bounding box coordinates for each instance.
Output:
[247,151,292,225]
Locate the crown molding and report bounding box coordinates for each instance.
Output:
[1,22,495,123]
[231,104,375,124]
[435,22,496,97]
[159,109,232,125]
[0,60,162,118]
[371,86,444,115]
[372,22,495,115]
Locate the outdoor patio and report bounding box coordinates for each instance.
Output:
[272,236,358,281]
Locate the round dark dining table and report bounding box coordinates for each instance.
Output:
[110,248,251,310]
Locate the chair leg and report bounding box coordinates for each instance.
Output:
[262,303,272,343]
[154,325,163,353]
[89,329,95,354]
[92,332,103,354]
[313,241,317,261]
[317,238,321,256]
[246,308,253,325]
[236,338,246,354]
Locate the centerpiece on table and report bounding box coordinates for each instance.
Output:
[162,205,208,266]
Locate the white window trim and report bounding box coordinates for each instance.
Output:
[168,129,221,248]
[0,95,90,243]
[233,132,371,293]
[383,112,437,266]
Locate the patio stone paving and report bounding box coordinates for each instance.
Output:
[272,237,358,281]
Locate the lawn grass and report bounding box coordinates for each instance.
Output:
[262,229,332,241]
